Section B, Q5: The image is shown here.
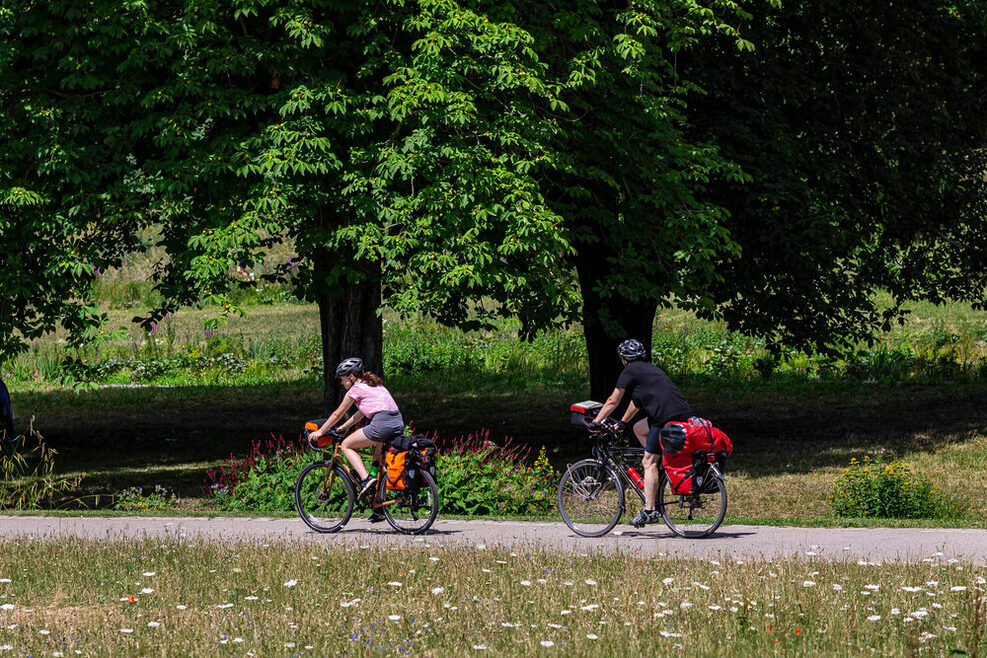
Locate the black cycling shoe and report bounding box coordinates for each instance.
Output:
[367,511,385,523]
[629,509,660,528]
[357,476,376,499]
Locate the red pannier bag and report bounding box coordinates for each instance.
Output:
[659,417,733,495]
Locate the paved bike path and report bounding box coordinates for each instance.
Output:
[2,516,986,563]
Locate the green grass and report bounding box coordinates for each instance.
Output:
[0,539,984,656]
[2,296,986,523]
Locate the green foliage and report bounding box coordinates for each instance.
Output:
[689,0,987,352]
[505,0,770,393]
[0,2,147,359]
[205,429,556,517]
[0,428,82,509]
[4,0,987,404]
[830,455,967,520]
[4,299,985,389]
[113,485,178,512]
[435,432,556,516]
[0,0,579,389]
[383,318,586,383]
[206,436,307,513]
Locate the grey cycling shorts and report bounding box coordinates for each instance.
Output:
[364,410,404,443]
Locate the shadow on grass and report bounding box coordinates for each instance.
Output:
[8,375,987,504]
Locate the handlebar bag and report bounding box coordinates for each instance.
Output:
[304,419,335,447]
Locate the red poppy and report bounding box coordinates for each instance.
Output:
[795,628,802,635]
[128,596,137,604]
[766,625,773,632]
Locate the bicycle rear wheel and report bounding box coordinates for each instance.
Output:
[557,459,624,537]
[294,462,355,533]
[657,471,727,538]
[382,471,439,535]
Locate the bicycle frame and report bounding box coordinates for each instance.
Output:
[586,429,678,509]
[318,441,400,511]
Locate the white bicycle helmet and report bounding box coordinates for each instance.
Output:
[335,357,363,377]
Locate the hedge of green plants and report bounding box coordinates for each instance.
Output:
[205,429,557,517]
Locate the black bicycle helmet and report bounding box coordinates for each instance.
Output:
[617,338,647,361]
[335,357,363,378]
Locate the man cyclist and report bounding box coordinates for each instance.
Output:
[590,338,691,528]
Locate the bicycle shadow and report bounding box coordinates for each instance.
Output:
[658,529,758,541]
[335,525,462,537]
[563,528,758,541]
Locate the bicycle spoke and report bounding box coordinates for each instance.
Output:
[657,471,727,539]
[558,459,624,537]
[295,463,355,533]
[383,471,439,534]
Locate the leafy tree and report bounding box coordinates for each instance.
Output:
[1,1,576,408]
[686,0,987,353]
[0,3,145,363]
[492,0,766,397]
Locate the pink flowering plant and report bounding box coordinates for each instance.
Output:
[204,428,555,517]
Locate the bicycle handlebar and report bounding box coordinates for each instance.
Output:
[305,427,344,450]
[589,418,621,434]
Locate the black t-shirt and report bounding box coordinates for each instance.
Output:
[615,360,691,427]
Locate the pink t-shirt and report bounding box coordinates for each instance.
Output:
[346,381,399,417]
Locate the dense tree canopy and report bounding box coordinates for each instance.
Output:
[687,0,987,353]
[504,0,766,396]
[0,2,146,358]
[1,0,577,405]
[3,0,986,404]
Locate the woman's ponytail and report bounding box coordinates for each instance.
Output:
[361,371,384,387]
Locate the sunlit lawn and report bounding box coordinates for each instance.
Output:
[0,539,985,656]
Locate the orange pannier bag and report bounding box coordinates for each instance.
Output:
[385,448,409,490]
[385,444,435,490]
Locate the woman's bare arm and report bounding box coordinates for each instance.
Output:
[337,410,365,433]
[313,396,356,436]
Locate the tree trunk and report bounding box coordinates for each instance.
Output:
[315,263,383,415]
[0,376,13,439]
[575,251,659,401]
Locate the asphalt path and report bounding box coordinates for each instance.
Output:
[2,515,986,563]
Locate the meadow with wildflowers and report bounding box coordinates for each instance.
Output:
[0,538,985,656]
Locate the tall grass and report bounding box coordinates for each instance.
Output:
[4,300,985,389]
[0,424,81,509]
[0,539,984,656]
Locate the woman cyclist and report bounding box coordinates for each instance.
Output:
[307,357,405,506]
[591,338,691,528]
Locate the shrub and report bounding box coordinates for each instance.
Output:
[204,434,307,512]
[204,428,557,517]
[830,454,966,520]
[434,429,556,516]
[113,484,179,511]
[1,424,83,509]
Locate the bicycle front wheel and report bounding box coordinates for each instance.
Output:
[294,462,355,533]
[657,472,727,538]
[382,471,439,535]
[557,459,624,537]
